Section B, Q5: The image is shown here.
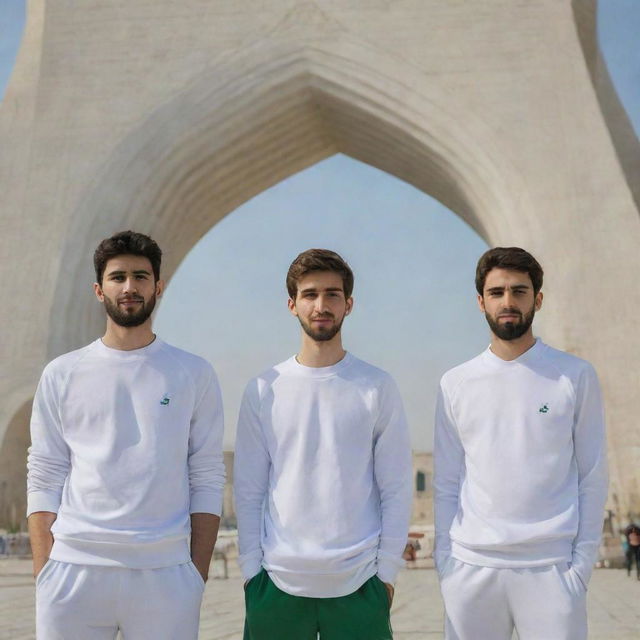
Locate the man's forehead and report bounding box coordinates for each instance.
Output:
[297,271,344,290]
[484,268,532,288]
[104,254,152,273]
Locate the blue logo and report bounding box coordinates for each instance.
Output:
[539,404,549,413]
[160,394,170,406]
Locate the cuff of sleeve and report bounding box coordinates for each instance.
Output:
[571,554,593,586]
[26,490,61,517]
[377,552,405,584]
[189,491,222,516]
[239,549,264,581]
[433,550,450,575]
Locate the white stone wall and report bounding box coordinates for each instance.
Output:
[1,1,638,519]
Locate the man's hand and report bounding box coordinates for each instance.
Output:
[192,557,210,583]
[33,555,49,579]
[384,582,394,607]
[190,513,221,583]
[28,511,57,579]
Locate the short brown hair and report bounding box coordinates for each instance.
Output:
[475,247,543,295]
[286,249,354,299]
[94,230,162,284]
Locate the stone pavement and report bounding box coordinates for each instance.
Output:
[1,558,638,639]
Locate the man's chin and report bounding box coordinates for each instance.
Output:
[494,324,529,341]
[300,323,341,342]
[312,333,336,342]
[107,310,151,328]
[486,311,534,341]
[307,329,336,342]
[103,294,155,328]
[116,317,147,328]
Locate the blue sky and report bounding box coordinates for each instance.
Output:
[0,0,23,92]
[156,158,488,449]
[2,2,638,449]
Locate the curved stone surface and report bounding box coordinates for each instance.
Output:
[1,0,639,526]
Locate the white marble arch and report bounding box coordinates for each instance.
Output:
[1,1,639,526]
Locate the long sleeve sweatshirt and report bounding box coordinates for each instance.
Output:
[433,339,608,586]
[233,353,413,598]
[27,338,225,568]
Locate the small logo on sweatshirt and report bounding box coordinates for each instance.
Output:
[538,404,549,413]
[160,394,171,406]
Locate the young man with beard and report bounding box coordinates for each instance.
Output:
[234,249,413,640]
[433,247,608,640]
[27,231,225,639]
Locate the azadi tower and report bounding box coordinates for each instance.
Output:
[1,1,639,528]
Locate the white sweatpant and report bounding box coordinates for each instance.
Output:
[36,560,205,639]
[439,558,587,640]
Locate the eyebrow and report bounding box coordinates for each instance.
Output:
[486,284,530,292]
[299,286,344,293]
[106,269,152,277]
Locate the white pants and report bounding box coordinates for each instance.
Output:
[439,558,587,640]
[36,560,205,639]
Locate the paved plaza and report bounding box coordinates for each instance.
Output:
[1,557,638,639]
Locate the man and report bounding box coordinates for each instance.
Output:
[623,523,640,580]
[433,247,608,640]
[27,230,225,639]
[234,249,413,640]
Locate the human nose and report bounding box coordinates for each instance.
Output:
[122,277,137,293]
[502,290,515,308]
[315,294,330,312]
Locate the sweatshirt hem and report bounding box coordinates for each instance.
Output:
[50,536,191,569]
[376,556,404,584]
[451,539,573,568]
[265,559,378,598]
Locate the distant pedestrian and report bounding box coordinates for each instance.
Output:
[434,247,608,640]
[27,231,225,639]
[234,249,413,639]
[623,523,640,579]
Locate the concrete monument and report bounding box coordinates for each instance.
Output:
[1,0,639,528]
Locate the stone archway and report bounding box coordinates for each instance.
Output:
[48,37,537,357]
[1,1,639,522]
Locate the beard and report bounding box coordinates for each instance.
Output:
[297,313,345,342]
[485,305,535,341]
[103,292,156,327]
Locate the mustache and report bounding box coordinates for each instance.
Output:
[311,313,335,320]
[498,308,522,317]
[118,295,144,303]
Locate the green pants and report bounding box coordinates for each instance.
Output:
[243,569,393,640]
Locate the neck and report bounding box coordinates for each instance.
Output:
[489,330,536,361]
[297,333,346,368]
[101,319,156,351]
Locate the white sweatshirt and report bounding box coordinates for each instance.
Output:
[433,339,608,586]
[27,338,225,568]
[234,353,413,598]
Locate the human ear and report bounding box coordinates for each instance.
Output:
[535,291,543,311]
[345,297,353,315]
